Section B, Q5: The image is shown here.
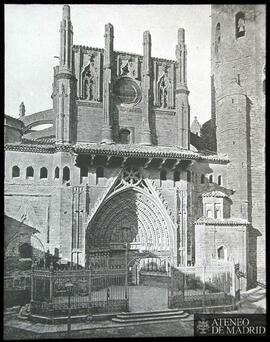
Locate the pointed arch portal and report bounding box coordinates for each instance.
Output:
[85,186,175,267]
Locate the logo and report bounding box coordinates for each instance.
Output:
[196,319,210,334]
[194,314,266,336]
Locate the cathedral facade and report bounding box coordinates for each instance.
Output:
[4,5,265,289]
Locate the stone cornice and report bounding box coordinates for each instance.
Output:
[195,216,249,226]
[74,143,229,163]
[4,142,229,164]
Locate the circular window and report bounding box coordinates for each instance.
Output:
[113,78,141,105]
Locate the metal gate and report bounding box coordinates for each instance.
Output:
[90,268,128,313]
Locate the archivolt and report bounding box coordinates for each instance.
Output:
[86,186,175,254]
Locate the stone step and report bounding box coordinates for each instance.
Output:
[120,308,181,316]
[112,312,189,324]
[116,309,185,319]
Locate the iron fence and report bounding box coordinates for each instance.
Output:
[30,266,127,317]
[168,263,240,310]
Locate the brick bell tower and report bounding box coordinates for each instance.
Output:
[55,4,77,144]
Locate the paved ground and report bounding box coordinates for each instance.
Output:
[4,319,194,340]
[3,286,266,340]
[129,285,168,311]
[227,286,266,314]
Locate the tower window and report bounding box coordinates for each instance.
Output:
[119,129,131,144]
[235,12,245,38]
[40,167,48,179]
[96,166,104,184]
[54,167,59,179]
[63,166,70,182]
[209,175,213,183]
[263,65,265,95]
[12,166,20,178]
[237,74,241,85]
[173,170,180,183]
[201,174,205,184]
[26,166,34,178]
[215,22,221,55]
[218,175,222,186]
[187,171,191,182]
[217,246,226,260]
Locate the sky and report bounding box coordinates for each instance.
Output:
[5,4,211,125]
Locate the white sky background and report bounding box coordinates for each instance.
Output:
[5,4,211,125]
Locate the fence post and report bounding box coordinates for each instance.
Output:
[88,268,91,318]
[49,264,54,302]
[202,264,206,312]
[31,264,34,302]
[125,243,128,311]
[182,273,185,305]
[232,263,236,308]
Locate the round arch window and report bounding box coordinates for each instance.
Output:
[113,78,141,105]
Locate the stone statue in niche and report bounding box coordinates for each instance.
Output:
[237,17,245,33]
[82,53,98,101]
[159,77,168,108]
[158,63,171,109]
[120,58,136,78]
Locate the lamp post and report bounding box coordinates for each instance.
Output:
[65,282,73,339]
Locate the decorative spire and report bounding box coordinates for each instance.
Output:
[62,4,70,20]
[19,102,25,117]
[176,27,187,88]
[104,23,114,68]
[59,4,73,71]
[143,30,151,75]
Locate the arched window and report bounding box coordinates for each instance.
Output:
[207,209,212,218]
[63,166,70,182]
[54,167,59,179]
[187,171,191,182]
[262,65,265,95]
[201,174,205,184]
[19,243,32,259]
[40,167,48,179]
[218,175,222,186]
[160,169,167,181]
[12,166,20,178]
[217,246,226,260]
[209,175,213,183]
[96,166,104,184]
[119,129,131,144]
[26,166,34,178]
[173,170,180,183]
[235,12,245,38]
[215,22,221,55]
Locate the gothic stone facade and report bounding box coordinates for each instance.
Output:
[4,5,265,289]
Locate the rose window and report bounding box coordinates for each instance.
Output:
[123,167,141,185]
